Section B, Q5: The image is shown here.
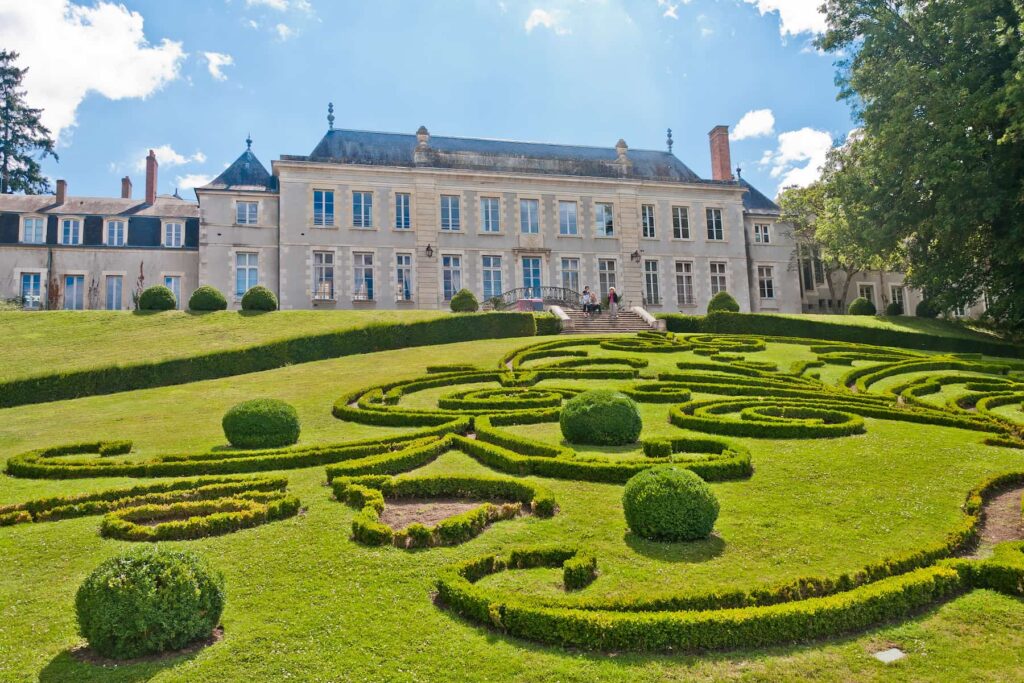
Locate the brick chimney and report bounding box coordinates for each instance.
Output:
[55,179,67,205]
[145,150,158,204]
[708,125,733,181]
[121,176,132,199]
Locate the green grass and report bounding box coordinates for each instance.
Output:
[0,309,446,382]
[2,333,1024,681]
[767,312,1002,342]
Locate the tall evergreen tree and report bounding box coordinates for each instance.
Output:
[0,50,57,194]
[818,0,1024,331]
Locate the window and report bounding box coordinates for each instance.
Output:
[313,251,335,300]
[520,199,539,234]
[235,252,258,296]
[482,255,503,299]
[706,208,724,241]
[521,257,542,297]
[353,191,373,228]
[641,204,656,238]
[106,220,126,246]
[753,223,771,244]
[801,249,816,292]
[163,222,183,248]
[890,286,905,313]
[595,202,614,236]
[313,189,335,226]
[440,195,461,231]
[559,201,578,235]
[396,253,413,301]
[22,217,44,244]
[598,259,616,299]
[953,304,966,317]
[710,261,727,295]
[644,259,661,305]
[560,257,579,292]
[20,272,41,309]
[353,252,374,300]
[236,201,258,225]
[858,283,875,306]
[672,207,690,239]
[105,275,123,310]
[442,255,462,300]
[480,197,500,233]
[757,265,775,299]
[163,276,181,308]
[64,274,84,310]
[61,218,81,245]
[395,192,411,229]
[675,261,694,306]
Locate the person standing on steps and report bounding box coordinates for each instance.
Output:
[581,286,594,317]
[607,287,620,320]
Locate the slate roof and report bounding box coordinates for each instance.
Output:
[739,178,780,214]
[202,148,277,192]
[0,194,198,218]
[288,128,710,184]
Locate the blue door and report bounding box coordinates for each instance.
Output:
[20,272,41,309]
[522,257,541,298]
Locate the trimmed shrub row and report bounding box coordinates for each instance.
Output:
[1,312,538,408]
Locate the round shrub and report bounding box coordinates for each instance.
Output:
[188,285,227,311]
[75,547,224,659]
[137,285,177,311]
[916,299,940,318]
[240,285,278,312]
[884,301,903,316]
[222,398,300,449]
[847,297,877,316]
[449,288,479,313]
[622,465,719,541]
[559,390,642,446]
[707,291,740,313]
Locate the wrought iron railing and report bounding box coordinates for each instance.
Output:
[489,286,583,310]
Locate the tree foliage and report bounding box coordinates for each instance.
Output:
[818,0,1024,330]
[0,51,57,194]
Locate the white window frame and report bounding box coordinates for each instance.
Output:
[706,208,724,241]
[709,261,728,295]
[235,252,259,297]
[857,283,876,306]
[757,265,775,300]
[482,255,503,299]
[396,252,414,301]
[672,206,690,240]
[236,201,258,226]
[519,198,540,234]
[598,258,617,299]
[353,251,374,301]
[352,190,373,228]
[163,221,184,248]
[641,204,656,239]
[313,250,336,301]
[675,260,695,306]
[18,270,43,309]
[558,200,578,236]
[480,196,501,233]
[441,254,462,300]
[104,273,125,310]
[63,272,86,310]
[644,259,661,305]
[560,257,580,292]
[890,285,905,311]
[60,217,82,246]
[104,219,127,247]
[440,194,461,231]
[21,215,45,244]
[313,189,335,227]
[395,192,412,230]
[753,223,771,244]
[594,202,615,237]
[162,274,183,309]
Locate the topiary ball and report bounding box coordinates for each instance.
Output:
[75,547,224,660]
[916,299,940,318]
[707,291,740,313]
[559,389,642,446]
[449,288,479,312]
[188,285,227,311]
[240,285,278,312]
[222,398,300,449]
[138,285,177,311]
[847,297,877,316]
[884,301,903,316]
[622,465,719,541]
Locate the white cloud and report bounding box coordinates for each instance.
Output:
[701,26,714,37]
[0,0,185,140]
[524,8,571,35]
[742,0,827,36]
[246,0,288,10]
[760,127,834,189]
[275,23,295,40]
[203,52,234,81]
[132,145,206,172]
[175,173,214,191]
[732,109,775,140]
[663,4,679,19]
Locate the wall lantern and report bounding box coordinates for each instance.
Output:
[630,250,642,263]
[425,244,434,258]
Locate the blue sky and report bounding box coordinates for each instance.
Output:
[0,0,854,200]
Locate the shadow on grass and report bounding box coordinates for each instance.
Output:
[39,648,199,683]
[624,531,725,562]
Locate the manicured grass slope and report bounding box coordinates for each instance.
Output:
[770,313,1001,342]
[1,336,1023,680]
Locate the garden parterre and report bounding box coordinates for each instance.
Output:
[3,329,1024,680]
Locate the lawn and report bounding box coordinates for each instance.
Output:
[766,312,1002,342]
[1,328,1024,682]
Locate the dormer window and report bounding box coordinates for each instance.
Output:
[164,222,183,248]
[22,216,44,244]
[105,220,126,246]
[236,201,258,225]
[60,218,81,245]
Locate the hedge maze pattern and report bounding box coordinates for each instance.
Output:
[4,329,1024,652]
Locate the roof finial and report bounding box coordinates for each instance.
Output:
[736,166,742,179]
[327,102,335,130]
[666,128,673,154]
[246,133,253,151]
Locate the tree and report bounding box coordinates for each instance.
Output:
[818,0,1024,330]
[0,50,57,194]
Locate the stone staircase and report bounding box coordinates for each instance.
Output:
[560,308,653,334]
